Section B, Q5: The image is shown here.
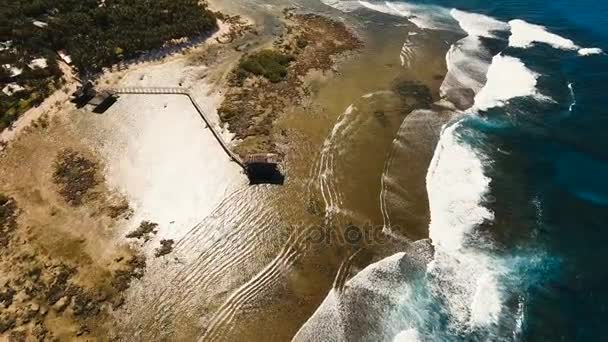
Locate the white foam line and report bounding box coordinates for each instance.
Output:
[450,9,509,38]
[568,82,576,112]
[509,19,577,50]
[318,104,358,215]
[578,47,604,56]
[508,19,603,56]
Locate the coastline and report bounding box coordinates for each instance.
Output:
[0,14,248,341]
[0,3,372,340]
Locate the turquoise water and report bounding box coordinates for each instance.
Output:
[312,1,608,340]
[440,1,608,340]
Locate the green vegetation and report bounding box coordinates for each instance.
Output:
[237,50,295,83]
[1,0,217,131]
[0,59,63,131]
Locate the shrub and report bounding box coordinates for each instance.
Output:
[238,50,295,83]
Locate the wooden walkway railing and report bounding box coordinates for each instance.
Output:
[111,87,245,168]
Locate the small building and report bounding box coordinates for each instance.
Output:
[58,50,72,64]
[28,58,48,69]
[2,64,23,78]
[72,81,96,106]
[71,82,118,113]
[89,91,118,113]
[32,20,48,28]
[244,153,284,185]
[2,83,25,96]
[0,40,12,51]
[244,153,281,165]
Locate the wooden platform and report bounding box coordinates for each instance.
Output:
[243,153,281,165]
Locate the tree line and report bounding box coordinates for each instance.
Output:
[1,0,217,131]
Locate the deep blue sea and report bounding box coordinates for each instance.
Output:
[311,1,608,340]
[433,1,608,340]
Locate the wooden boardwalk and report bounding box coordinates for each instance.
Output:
[111,87,245,168]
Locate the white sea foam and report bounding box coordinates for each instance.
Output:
[400,38,417,67]
[362,90,393,98]
[440,36,492,96]
[508,19,578,50]
[513,297,525,340]
[440,10,507,98]
[578,47,604,56]
[425,122,503,329]
[358,0,401,16]
[450,9,509,38]
[470,272,502,326]
[321,0,455,31]
[319,0,363,12]
[474,54,545,110]
[393,328,420,342]
[508,19,603,56]
[426,123,493,251]
[293,252,412,341]
[385,2,454,30]
[568,82,576,112]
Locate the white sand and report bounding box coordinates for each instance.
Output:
[82,57,247,242]
[3,19,246,242]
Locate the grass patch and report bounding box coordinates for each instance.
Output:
[237,50,295,83]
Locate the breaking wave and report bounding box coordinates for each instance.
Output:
[308,0,604,340]
[473,54,547,111]
[508,19,603,55]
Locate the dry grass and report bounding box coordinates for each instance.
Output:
[0,112,143,340]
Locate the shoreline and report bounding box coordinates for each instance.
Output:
[1,0,454,340]
[0,3,367,340]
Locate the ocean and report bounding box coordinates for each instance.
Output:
[297,0,608,340]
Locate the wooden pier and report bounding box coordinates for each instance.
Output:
[109,87,281,181]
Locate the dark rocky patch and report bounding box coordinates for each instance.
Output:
[112,254,147,292]
[45,264,76,305]
[71,291,101,319]
[125,221,158,242]
[0,194,18,248]
[8,329,26,341]
[52,149,100,206]
[0,285,16,308]
[106,201,133,219]
[392,80,434,112]
[154,239,175,258]
[0,313,16,333]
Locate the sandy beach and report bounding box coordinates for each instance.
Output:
[1,1,450,340]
